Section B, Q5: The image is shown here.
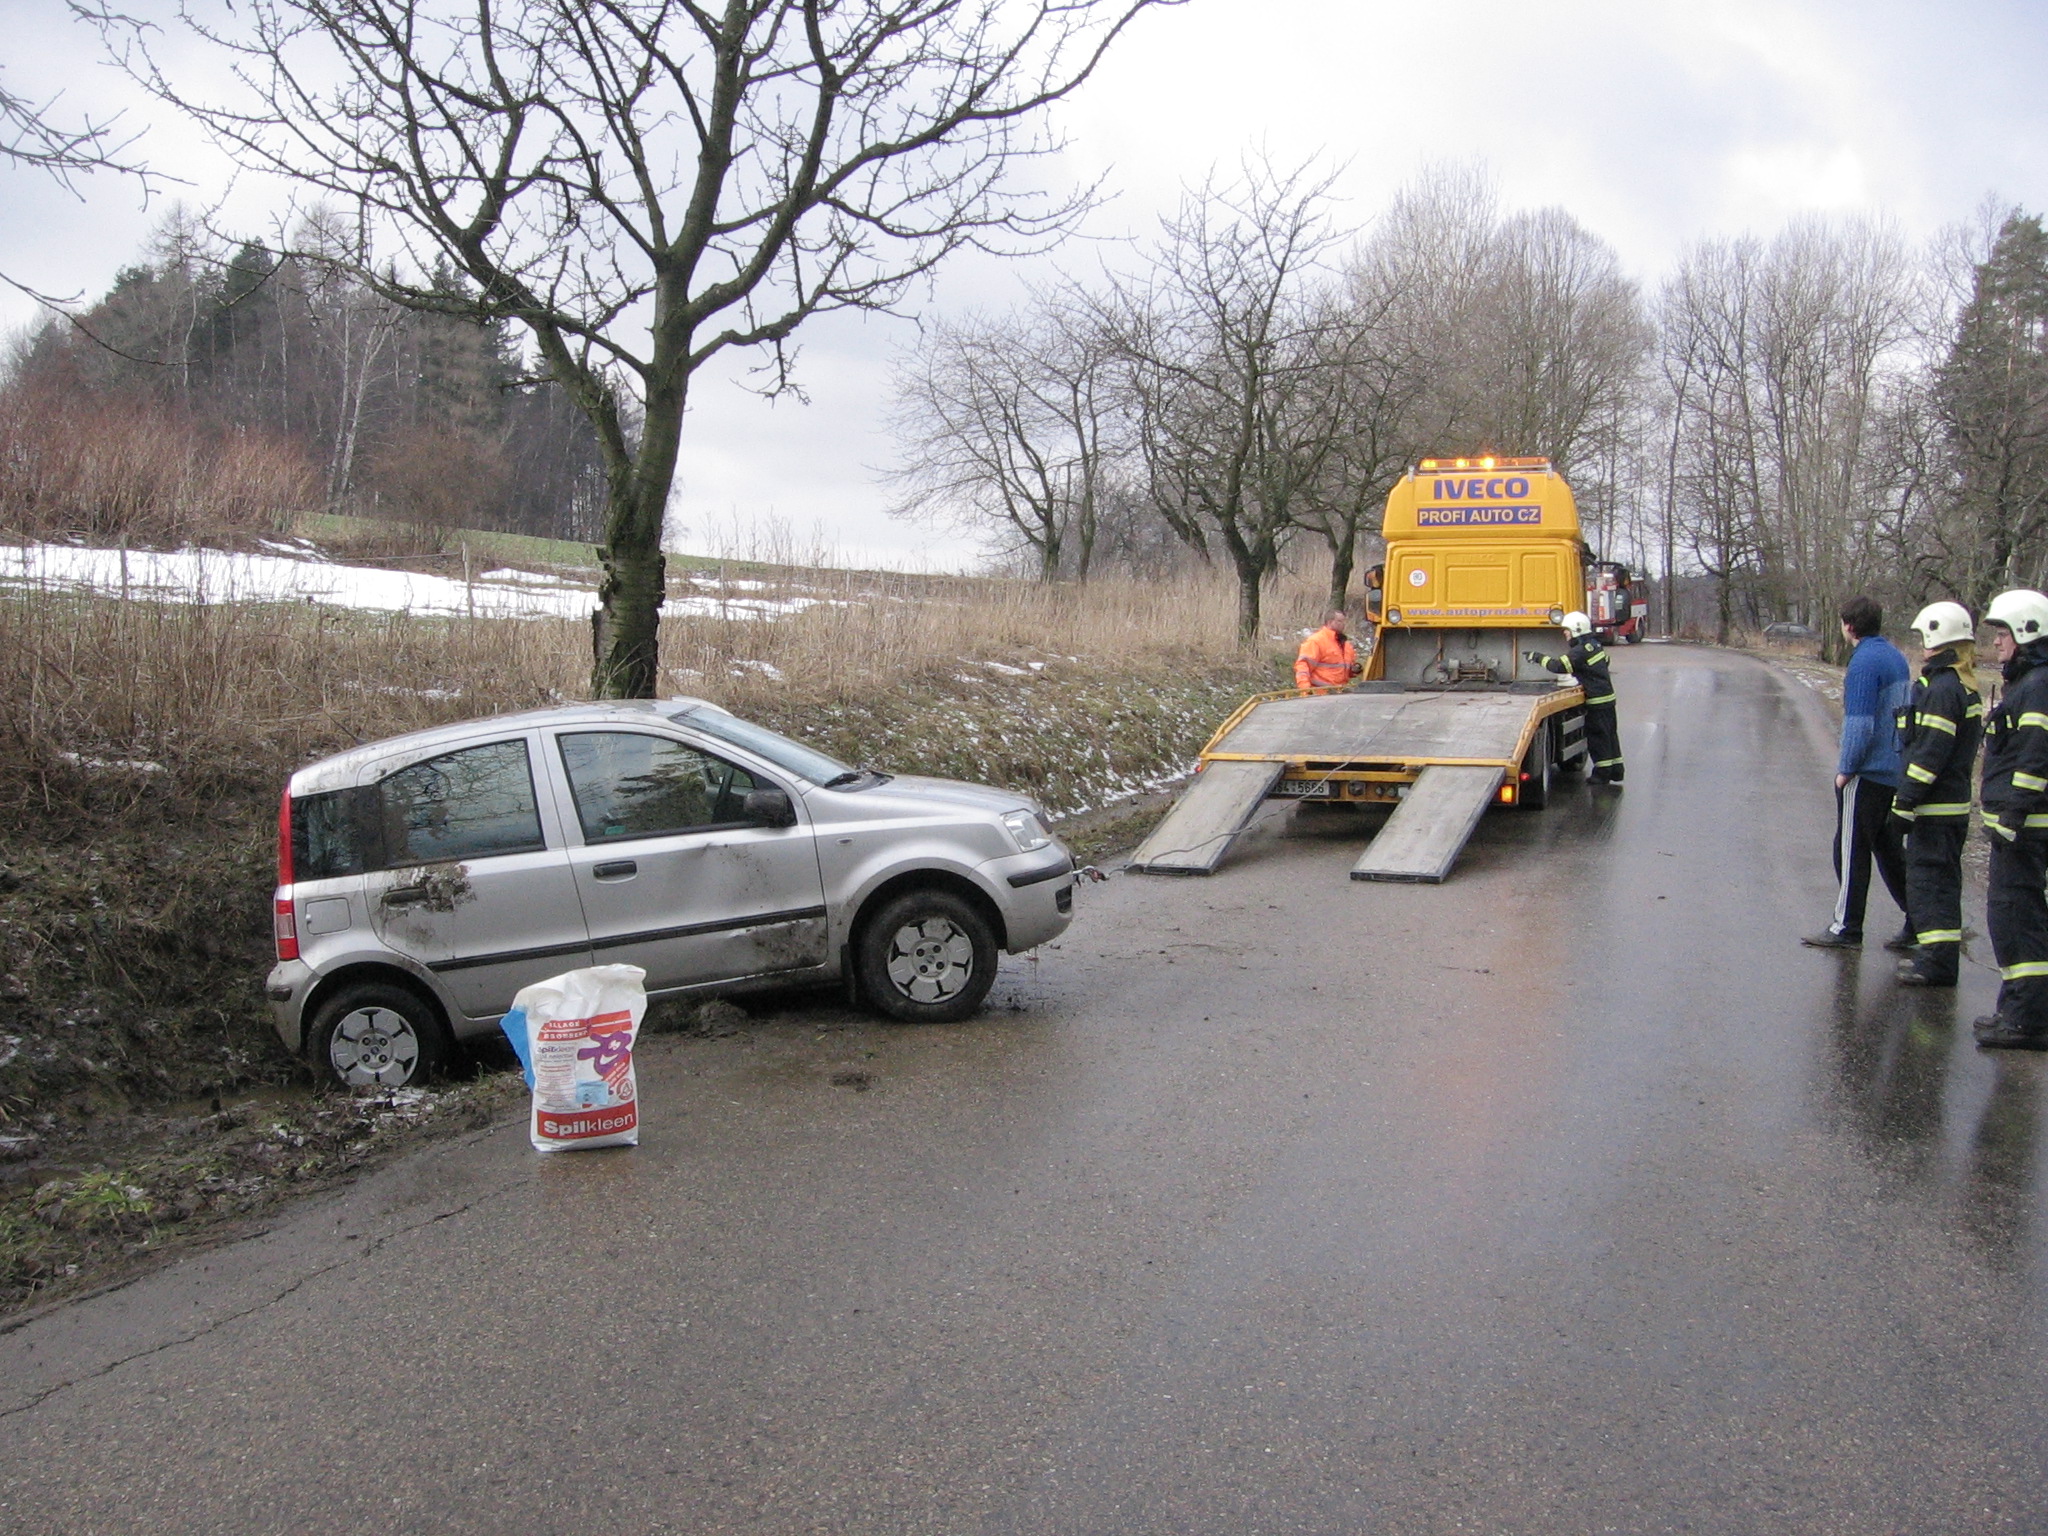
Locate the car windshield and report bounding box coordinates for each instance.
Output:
[672,707,854,785]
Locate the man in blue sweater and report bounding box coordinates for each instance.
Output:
[1803,595,1912,949]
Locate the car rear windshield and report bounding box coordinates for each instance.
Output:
[673,707,852,785]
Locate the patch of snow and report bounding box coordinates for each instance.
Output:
[342,682,466,701]
[1,543,600,620]
[258,538,328,560]
[668,593,824,620]
[982,661,1030,677]
[479,567,587,587]
[57,751,165,774]
[729,659,785,680]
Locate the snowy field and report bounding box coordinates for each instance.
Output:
[0,542,826,621]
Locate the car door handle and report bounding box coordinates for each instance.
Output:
[381,885,429,908]
[591,860,638,881]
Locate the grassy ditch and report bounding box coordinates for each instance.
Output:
[0,562,1292,1311]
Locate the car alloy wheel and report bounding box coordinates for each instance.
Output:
[886,917,977,1003]
[855,888,998,1024]
[329,1005,423,1088]
[307,981,448,1090]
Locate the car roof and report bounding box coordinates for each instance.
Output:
[287,697,725,794]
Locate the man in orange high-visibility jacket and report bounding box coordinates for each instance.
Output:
[1295,611,1362,691]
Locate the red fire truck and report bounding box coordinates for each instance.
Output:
[1587,560,1647,644]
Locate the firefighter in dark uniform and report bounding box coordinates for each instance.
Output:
[1975,589,2048,1047]
[1890,601,1983,988]
[1526,611,1624,783]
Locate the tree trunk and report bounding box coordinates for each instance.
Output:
[591,385,681,698]
[1038,526,1063,583]
[1234,556,1263,647]
[1325,529,1355,617]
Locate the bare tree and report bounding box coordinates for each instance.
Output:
[888,286,1120,582]
[1291,282,1425,614]
[1,4,152,192]
[1658,220,1921,650]
[117,0,1167,695]
[1111,162,1352,643]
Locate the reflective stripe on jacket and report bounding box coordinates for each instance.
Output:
[1891,646,1982,822]
[1295,626,1357,690]
[1536,634,1615,705]
[1981,642,2048,840]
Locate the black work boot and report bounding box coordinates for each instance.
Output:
[1898,942,1959,987]
[1897,961,1957,988]
[1974,1014,2048,1050]
[1881,925,1917,953]
[1802,928,1861,949]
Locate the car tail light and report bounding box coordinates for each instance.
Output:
[274,788,298,961]
[277,787,294,886]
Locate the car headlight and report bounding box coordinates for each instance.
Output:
[1547,607,1565,624]
[1386,607,1402,624]
[1003,808,1051,853]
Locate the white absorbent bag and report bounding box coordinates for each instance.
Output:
[498,964,647,1152]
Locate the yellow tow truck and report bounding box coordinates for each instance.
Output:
[1129,456,1591,882]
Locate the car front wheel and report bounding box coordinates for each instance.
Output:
[855,889,997,1024]
[307,981,449,1090]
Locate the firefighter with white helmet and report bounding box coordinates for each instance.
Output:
[1975,589,2048,1046]
[1890,601,1983,987]
[1525,611,1624,783]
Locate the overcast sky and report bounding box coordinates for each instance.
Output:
[5,0,2048,569]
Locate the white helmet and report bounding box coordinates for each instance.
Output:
[1910,601,1975,650]
[1561,611,1593,638]
[1985,589,2048,640]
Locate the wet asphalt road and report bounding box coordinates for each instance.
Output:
[6,643,2048,1534]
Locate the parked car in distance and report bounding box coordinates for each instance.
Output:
[1762,622,1817,642]
[267,699,1076,1088]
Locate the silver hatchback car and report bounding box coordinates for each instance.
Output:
[266,699,1076,1087]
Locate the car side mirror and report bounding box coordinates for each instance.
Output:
[743,786,797,828]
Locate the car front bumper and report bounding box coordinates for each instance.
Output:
[987,845,1076,952]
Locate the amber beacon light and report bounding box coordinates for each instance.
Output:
[1416,455,1551,472]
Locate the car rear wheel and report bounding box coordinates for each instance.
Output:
[855,889,997,1024]
[307,981,448,1090]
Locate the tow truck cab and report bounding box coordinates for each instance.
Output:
[1370,455,1583,685]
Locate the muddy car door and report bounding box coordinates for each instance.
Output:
[548,728,828,990]
[365,734,591,1019]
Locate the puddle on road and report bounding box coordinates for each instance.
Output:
[1818,946,2047,1263]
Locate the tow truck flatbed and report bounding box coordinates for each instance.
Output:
[1127,681,1585,880]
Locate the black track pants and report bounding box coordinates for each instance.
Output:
[1829,775,1907,939]
[1988,834,2048,1030]
[1585,703,1623,780]
[1903,816,1967,980]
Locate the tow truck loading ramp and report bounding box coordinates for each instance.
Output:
[1347,765,1505,883]
[1127,683,1579,880]
[1125,760,1286,875]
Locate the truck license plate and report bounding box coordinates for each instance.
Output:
[1279,779,1332,797]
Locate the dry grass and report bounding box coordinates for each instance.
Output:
[666,564,1325,712]
[0,560,1329,800]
